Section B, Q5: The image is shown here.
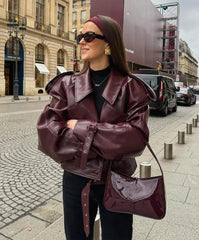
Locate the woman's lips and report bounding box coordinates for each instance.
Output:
[81,48,89,53]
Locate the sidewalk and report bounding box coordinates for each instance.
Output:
[1,99,199,240]
[33,114,199,240]
[0,95,50,104]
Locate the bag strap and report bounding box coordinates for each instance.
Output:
[109,142,164,176]
[146,142,164,176]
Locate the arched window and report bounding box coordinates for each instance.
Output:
[35,44,44,63]
[57,49,67,74]
[6,37,20,56]
[35,44,49,88]
[57,49,64,66]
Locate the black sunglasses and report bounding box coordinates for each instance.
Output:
[76,31,105,44]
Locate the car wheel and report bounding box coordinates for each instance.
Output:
[161,104,168,116]
[187,99,191,106]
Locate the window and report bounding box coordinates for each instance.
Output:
[81,10,86,23]
[58,4,65,33]
[72,12,77,25]
[8,0,19,14]
[57,49,64,66]
[72,28,77,40]
[81,0,86,6]
[35,44,45,88]
[8,0,19,22]
[6,37,19,56]
[36,0,44,24]
[73,0,77,8]
[35,44,44,63]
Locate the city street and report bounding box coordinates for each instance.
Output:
[0,96,199,239]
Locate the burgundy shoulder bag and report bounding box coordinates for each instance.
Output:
[104,143,166,219]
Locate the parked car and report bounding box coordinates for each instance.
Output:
[177,87,197,106]
[193,86,199,95]
[174,81,184,88]
[134,74,179,116]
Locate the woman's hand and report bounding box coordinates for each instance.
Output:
[66,119,78,130]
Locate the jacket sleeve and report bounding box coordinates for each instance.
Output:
[36,78,97,165]
[73,78,154,160]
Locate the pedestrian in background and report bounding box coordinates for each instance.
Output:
[37,15,155,240]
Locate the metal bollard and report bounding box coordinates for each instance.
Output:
[164,143,173,159]
[26,96,29,101]
[38,96,41,101]
[186,123,192,134]
[178,131,185,144]
[192,118,197,127]
[197,115,199,122]
[139,162,151,178]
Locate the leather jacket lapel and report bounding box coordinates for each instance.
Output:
[75,69,93,103]
[74,68,126,122]
[102,68,126,105]
[75,68,125,105]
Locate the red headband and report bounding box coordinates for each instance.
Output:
[87,16,104,35]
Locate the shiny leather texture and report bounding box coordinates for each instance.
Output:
[37,68,156,181]
[104,144,166,219]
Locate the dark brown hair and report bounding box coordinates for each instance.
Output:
[78,15,130,76]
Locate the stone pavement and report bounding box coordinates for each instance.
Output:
[0,95,51,104]
[0,95,199,240]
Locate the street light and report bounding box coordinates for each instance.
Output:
[7,19,26,100]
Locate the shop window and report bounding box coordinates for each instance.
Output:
[35,44,44,63]
[35,44,45,88]
[57,49,64,66]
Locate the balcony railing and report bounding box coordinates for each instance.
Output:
[6,11,26,26]
[57,29,69,39]
[35,22,51,34]
[57,29,75,41]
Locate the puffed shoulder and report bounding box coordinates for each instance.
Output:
[129,74,157,102]
[45,71,74,94]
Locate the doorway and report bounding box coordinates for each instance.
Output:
[4,37,24,96]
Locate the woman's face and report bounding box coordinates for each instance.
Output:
[79,22,109,69]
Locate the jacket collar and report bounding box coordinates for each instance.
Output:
[75,68,126,105]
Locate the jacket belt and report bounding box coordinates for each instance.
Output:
[81,180,92,237]
[80,124,97,169]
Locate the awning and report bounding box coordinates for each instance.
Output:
[57,66,67,73]
[35,63,50,74]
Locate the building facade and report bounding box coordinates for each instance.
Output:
[0,0,76,97]
[178,39,198,85]
[1,1,197,97]
[70,0,90,70]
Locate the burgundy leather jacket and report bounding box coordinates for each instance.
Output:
[37,68,156,181]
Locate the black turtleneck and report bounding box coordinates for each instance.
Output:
[90,66,111,118]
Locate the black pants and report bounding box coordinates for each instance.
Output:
[63,171,133,240]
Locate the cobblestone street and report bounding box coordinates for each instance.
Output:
[0,101,63,231]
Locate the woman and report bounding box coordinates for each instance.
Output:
[37,15,155,240]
